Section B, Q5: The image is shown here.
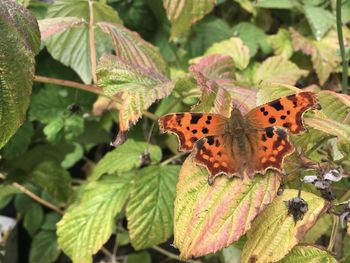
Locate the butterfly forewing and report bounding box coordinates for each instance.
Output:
[245,92,319,134]
[158,113,227,151]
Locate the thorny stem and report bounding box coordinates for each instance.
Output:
[89,0,97,84]
[328,214,339,251]
[336,0,349,94]
[161,152,187,166]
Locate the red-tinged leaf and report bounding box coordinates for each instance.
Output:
[97,55,173,131]
[163,0,216,39]
[290,28,342,85]
[38,17,86,40]
[241,189,329,263]
[97,22,168,77]
[174,156,281,259]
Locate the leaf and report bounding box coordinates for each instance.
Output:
[268,28,293,59]
[1,121,34,160]
[126,252,151,263]
[38,17,85,40]
[256,0,300,9]
[126,165,179,250]
[31,161,72,203]
[304,116,350,140]
[290,28,341,85]
[45,0,121,84]
[23,202,45,237]
[222,245,241,263]
[29,230,60,263]
[304,5,335,40]
[97,54,174,131]
[240,189,329,263]
[97,22,168,77]
[0,0,40,149]
[203,37,250,70]
[174,156,281,258]
[163,0,216,39]
[91,139,162,181]
[233,22,271,57]
[277,245,337,263]
[57,175,131,263]
[0,185,20,209]
[253,56,308,86]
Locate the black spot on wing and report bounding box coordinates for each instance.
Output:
[265,127,274,138]
[215,139,221,147]
[202,128,209,134]
[269,100,284,111]
[269,117,276,124]
[192,129,198,134]
[283,122,291,129]
[190,114,201,124]
[281,115,286,120]
[207,136,215,145]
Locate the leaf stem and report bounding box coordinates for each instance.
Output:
[34,75,104,96]
[151,246,199,263]
[328,214,339,251]
[12,182,64,215]
[336,0,349,94]
[89,0,97,84]
[161,152,187,166]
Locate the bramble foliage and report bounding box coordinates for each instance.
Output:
[1,0,350,262]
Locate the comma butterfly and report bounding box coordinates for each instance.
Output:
[159,92,319,185]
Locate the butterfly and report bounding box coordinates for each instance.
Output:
[158,91,320,185]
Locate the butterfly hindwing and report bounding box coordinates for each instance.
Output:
[194,135,237,185]
[248,127,295,174]
[158,113,227,151]
[246,92,319,134]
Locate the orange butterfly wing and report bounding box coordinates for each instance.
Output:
[158,113,227,151]
[245,92,319,134]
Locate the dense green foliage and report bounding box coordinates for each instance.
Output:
[1,0,350,262]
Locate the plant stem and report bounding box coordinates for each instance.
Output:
[12,182,64,215]
[328,214,339,251]
[161,152,187,166]
[151,246,199,263]
[336,0,349,94]
[89,0,97,84]
[34,75,103,96]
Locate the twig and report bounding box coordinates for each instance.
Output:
[151,246,199,263]
[328,214,339,251]
[12,182,64,215]
[111,233,119,263]
[34,75,103,96]
[89,0,97,84]
[161,152,187,166]
[100,246,114,260]
[336,0,349,94]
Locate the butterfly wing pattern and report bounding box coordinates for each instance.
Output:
[158,92,319,184]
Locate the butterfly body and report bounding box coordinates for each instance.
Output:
[159,92,319,184]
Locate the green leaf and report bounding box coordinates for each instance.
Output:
[253,56,307,86]
[57,175,131,263]
[163,0,216,39]
[31,161,72,203]
[222,245,241,263]
[23,202,45,237]
[97,54,174,131]
[304,5,335,40]
[91,139,162,181]
[268,28,293,59]
[277,245,337,263]
[290,28,341,84]
[204,37,250,70]
[97,22,168,77]
[174,157,281,258]
[45,0,121,84]
[126,165,179,250]
[38,17,85,40]
[0,185,20,209]
[29,230,60,263]
[0,0,40,149]
[1,121,34,160]
[256,0,299,9]
[126,252,151,263]
[241,189,329,263]
[233,22,271,57]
